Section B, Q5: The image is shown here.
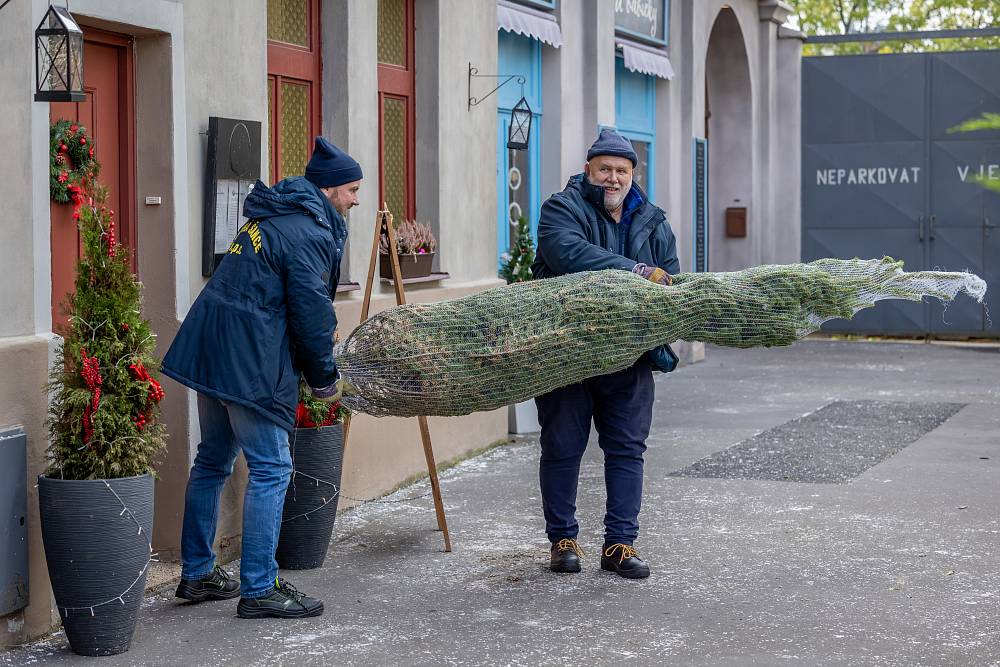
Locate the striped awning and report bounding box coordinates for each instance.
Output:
[618,39,674,80]
[497,0,563,48]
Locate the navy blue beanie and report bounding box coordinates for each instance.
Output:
[586,128,637,166]
[304,137,363,188]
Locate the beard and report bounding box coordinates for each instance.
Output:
[586,174,628,213]
[603,188,626,213]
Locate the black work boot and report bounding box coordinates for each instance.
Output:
[600,543,650,579]
[236,578,324,619]
[175,565,240,602]
[550,538,584,573]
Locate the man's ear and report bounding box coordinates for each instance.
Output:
[583,162,591,178]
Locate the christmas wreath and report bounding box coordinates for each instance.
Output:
[50,119,100,204]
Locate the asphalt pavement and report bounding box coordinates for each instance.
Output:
[6,339,999,666]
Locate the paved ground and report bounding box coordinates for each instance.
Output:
[6,340,1000,666]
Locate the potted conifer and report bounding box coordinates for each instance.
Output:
[275,382,349,569]
[40,184,166,656]
[500,216,540,434]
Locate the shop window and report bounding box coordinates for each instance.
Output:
[629,139,650,194]
[377,0,416,220]
[266,0,321,183]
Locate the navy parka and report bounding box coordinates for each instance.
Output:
[532,174,680,372]
[162,177,346,431]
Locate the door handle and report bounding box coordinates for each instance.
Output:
[918,216,924,241]
[929,215,936,241]
[986,216,996,238]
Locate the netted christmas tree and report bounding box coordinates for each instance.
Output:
[499,216,535,284]
[335,257,986,418]
[46,185,166,479]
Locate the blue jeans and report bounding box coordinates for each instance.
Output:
[181,394,292,598]
[534,359,654,546]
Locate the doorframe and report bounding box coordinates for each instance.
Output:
[83,28,137,270]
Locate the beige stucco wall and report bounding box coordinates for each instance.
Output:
[0,337,59,646]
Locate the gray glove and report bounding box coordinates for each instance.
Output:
[311,376,358,404]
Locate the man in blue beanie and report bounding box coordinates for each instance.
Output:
[163,136,362,618]
[531,128,679,579]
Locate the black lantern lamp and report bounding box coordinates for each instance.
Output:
[506,96,532,151]
[34,5,85,103]
[468,63,532,151]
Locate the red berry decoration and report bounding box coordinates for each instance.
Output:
[79,348,103,445]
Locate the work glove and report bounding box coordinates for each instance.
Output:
[632,263,672,286]
[310,375,359,404]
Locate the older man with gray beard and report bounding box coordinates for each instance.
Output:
[530,128,680,579]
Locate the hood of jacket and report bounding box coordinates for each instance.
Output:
[243,176,348,246]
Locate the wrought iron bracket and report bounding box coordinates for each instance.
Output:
[468,62,526,110]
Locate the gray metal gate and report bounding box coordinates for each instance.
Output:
[802,50,1000,336]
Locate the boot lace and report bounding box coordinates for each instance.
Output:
[555,539,584,558]
[211,565,233,583]
[275,577,305,601]
[603,543,638,564]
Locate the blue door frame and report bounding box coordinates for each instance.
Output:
[615,56,656,200]
[497,31,542,270]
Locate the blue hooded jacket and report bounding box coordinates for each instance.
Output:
[162,177,347,430]
[532,174,680,372]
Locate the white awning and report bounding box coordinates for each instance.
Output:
[618,39,674,80]
[497,0,563,49]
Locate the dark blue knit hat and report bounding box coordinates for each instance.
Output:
[304,137,363,188]
[586,128,637,166]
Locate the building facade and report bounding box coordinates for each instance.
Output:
[0,0,800,645]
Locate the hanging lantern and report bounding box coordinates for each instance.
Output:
[506,97,532,151]
[34,5,85,103]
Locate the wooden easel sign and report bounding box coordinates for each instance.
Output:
[341,204,452,552]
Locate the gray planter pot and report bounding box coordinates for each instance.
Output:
[38,474,153,657]
[276,424,344,569]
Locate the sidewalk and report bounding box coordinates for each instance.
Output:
[6,340,999,666]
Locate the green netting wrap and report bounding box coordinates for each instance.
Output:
[335,257,986,418]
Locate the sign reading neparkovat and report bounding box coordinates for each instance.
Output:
[815,163,1000,186]
[615,0,666,45]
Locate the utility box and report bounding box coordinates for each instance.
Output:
[725,206,747,238]
[0,427,28,615]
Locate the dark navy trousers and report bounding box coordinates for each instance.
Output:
[534,359,655,546]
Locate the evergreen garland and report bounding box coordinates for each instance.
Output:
[46,184,166,480]
[500,216,535,284]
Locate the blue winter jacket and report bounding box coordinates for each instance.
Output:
[532,174,680,372]
[162,177,347,430]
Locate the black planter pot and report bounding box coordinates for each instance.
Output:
[38,474,153,657]
[276,424,344,569]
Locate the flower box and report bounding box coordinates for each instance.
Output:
[379,251,435,280]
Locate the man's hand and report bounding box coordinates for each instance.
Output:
[632,263,672,286]
[310,376,359,404]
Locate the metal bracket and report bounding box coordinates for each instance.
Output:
[468,62,526,110]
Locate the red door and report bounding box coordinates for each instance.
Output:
[49,29,135,330]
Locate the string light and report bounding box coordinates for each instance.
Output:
[58,481,154,618]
